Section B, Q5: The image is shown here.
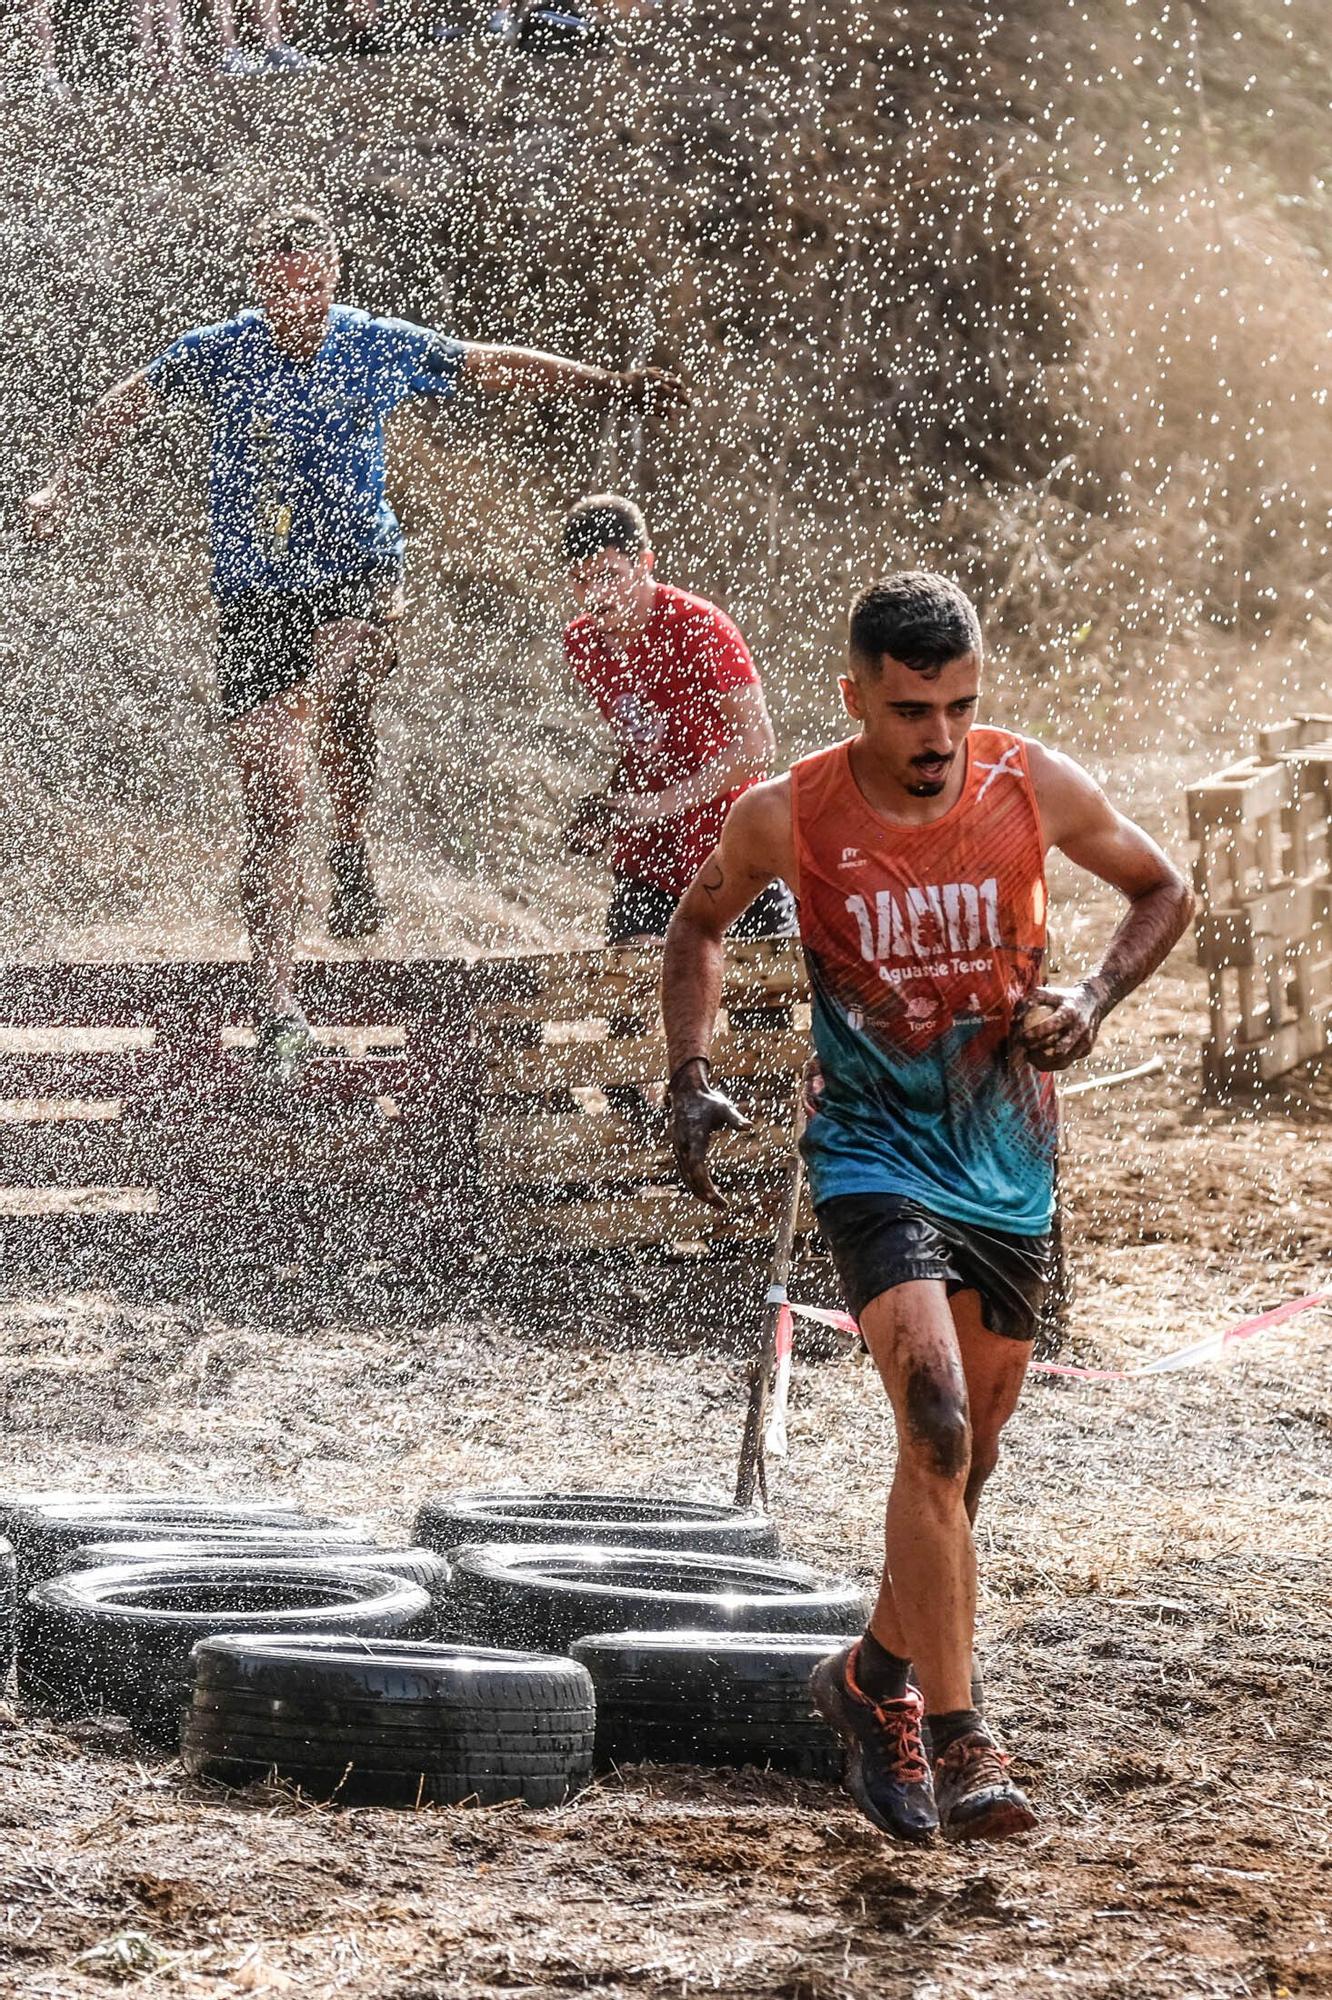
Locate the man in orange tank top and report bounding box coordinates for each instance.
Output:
[662,572,1193,1845]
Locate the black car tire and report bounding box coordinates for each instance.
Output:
[189,1757,583,1808]
[443,1545,865,1656]
[414,1491,778,1561]
[0,1491,304,1543]
[3,1497,355,1598]
[21,1560,433,1741]
[61,1542,452,1618]
[182,1636,595,1808]
[571,1629,849,1778]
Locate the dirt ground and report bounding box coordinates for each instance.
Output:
[0,854,1330,1999]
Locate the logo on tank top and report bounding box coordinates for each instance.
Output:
[844,880,1000,986]
[974,745,1025,802]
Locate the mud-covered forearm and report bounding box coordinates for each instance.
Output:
[1084,875,1194,1020]
[1023,871,1193,1071]
[463,343,617,400]
[632,726,771,824]
[662,895,754,1208]
[662,896,727,1080]
[462,346,688,413]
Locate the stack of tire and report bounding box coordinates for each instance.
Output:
[1,1492,451,1746]
[0,1488,862,1804]
[181,1636,598,1807]
[416,1491,865,1782]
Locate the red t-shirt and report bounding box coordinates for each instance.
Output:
[564,582,764,898]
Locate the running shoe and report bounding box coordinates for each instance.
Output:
[328,841,386,940]
[254,1010,312,1084]
[809,1642,938,1844]
[933,1730,1037,1842]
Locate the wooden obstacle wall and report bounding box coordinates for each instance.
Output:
[0,960,475,1274]
[1188,715,1332,1094]
[0,942,810,1281]
[469,939,809,1264]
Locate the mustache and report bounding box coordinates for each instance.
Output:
[910,750,953,768]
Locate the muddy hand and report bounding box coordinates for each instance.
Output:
[619,367,691,415]
[669,1076,751,1209]
[564,792,615,857]
[1019,981,1105,1070]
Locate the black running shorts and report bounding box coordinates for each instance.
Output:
[815,1192,1051,1344]
[606,874,797,944]
[215,562,402,720]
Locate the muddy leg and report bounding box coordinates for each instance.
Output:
[229,685,315,1021]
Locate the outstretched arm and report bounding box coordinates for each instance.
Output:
[662,777,796,1205]
[1021,740,1195,1070]
[25,367,161,539]
[460,342,688,414]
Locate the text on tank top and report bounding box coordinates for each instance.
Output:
[791,728,1058,1234]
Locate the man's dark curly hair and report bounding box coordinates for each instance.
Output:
[562,493,649,566]
[848,572,982,677]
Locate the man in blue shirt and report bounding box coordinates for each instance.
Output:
[26,204,686,1076]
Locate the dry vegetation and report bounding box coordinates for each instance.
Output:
[1,2,1330,955]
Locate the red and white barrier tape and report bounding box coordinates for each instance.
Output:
[777,1291,1330,1382]
[764,1304,795,1457]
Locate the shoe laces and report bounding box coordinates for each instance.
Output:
[845,1650,931,1786]
[936,1730,1010,1788]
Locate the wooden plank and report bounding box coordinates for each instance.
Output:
[0,1185,159,1217]
[0,1108,413,1186]
[483,1026,811,1096]
[499,1186,786,1253]
[1288,720,1332,752]
[0,1189,464,1238]
[0,1053,160,1098]
[1186,760,1289,837]
[468,953,662,1020]
[1195,877,1325,966]
[0,1049,420,1112]
[1205,963,1225,1049]
[1214,1001,1332,1081]
[477,1110,791,1189]
[176,1185,465,1228]
[0,963,247,1028]
[0,958,473,1029]
[468,941,804,1025]
[0,1096,121,1123]
[1258,721,1304,758]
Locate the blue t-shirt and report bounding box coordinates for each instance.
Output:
[145,305,464,600]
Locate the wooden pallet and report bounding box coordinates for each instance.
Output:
[1188,715,1332,1094]
[468,938,810,1262]
[0,942,813,1278]
[0,959,477,1274]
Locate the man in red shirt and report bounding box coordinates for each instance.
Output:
[561,494,795,942]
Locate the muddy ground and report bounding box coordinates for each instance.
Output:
[0,857,1329,1999]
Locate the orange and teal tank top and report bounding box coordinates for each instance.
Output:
[792,728,1057,1235]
